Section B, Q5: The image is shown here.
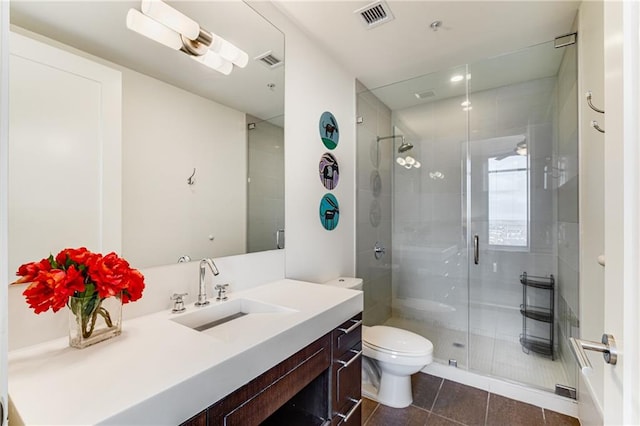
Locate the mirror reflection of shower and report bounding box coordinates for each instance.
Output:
[376,134,421,169]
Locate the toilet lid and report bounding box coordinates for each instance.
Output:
[363,326,433,355]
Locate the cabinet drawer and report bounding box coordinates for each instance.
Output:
[331,397,362,426]
[332,313,362,358]
[335,347,362,412]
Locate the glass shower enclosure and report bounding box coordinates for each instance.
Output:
[356,39,579,395]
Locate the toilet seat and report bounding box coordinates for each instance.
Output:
[363,326,433,356]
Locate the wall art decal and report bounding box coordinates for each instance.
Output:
[319,152,340,190]
[319,111,339,150]
[370,170,381,197]
[369,199,381,228]
[319,193,340,230]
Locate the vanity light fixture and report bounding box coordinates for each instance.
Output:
[126,0,249,75]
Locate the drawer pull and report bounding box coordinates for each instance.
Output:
[337,398,362,422]
[337,349,362,368]
[337,319,362,335]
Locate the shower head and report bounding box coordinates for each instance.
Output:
[377,134,413,153]
[398,140,413,153]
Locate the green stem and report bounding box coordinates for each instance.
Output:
[97,306,113,328]
[78,298,114,339]
[82,299,101,339]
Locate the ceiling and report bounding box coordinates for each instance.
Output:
[9,1,581,121]
[274,0,580,91]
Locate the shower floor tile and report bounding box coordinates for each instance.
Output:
[382,315,572,391]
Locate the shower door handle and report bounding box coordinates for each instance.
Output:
[276,229,285,249]
[474,235,479,264]
[569,334,617,373]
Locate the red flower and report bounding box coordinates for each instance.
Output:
[55,247,94,268]
[12,247,145,314]
[122,268,145,304]
[13,258,51,284]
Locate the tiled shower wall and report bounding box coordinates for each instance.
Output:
[356,80,393,326]
[247,115,285,253]
[392,91,469,333]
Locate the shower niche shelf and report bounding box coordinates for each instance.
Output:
[519,272,554,359]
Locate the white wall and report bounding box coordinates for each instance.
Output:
[577,1,605,423]
[122,69,247,267]
[250,2,357,283]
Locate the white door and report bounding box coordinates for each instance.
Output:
[0,1,9,425]
[602,1,640,424]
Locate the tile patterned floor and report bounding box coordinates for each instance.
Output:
[362,373,580,426]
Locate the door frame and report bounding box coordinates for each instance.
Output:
[603,0,640,424]
[0,1,10,425]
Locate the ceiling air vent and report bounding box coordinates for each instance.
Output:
[354,0,395,29]
[415,90,436,100]
[254,51,283,69]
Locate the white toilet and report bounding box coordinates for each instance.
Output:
[323,277,434,408]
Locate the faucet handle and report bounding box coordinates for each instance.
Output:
[171,293,188,313]
[215,284,229,301]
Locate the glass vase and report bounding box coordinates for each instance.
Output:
[68,294,122,349]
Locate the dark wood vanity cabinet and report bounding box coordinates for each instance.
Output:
[180,313,362,426]
[330,314,363,425]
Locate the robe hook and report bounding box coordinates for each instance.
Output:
[187,168,196,185]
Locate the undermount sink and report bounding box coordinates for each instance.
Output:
[171,298,297,332]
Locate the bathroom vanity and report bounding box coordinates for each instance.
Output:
[183,313,362,425]
[7,280,363,425]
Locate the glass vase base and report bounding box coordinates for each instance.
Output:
[69,326,122,349]
[68,295,123,349]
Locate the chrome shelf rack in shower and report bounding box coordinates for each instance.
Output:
[519,272,555,360]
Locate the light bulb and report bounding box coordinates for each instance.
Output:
[127,9,183,50]
[450,74,464,82]
[141,0,200,40]
[210,34,249,68]
[461,100,471,107]
[191,51,233,75]
[405,156,416,165]
[404,164,412,169]
[414,161,421,168]
[396,157,406,166]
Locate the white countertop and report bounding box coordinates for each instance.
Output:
[8,279,363,425]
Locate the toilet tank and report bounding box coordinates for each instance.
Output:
[323,277,363,290]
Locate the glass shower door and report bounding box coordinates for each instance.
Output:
[467,40,579,393]
[383,65,471,368]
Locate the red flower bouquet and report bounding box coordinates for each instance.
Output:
[13,247,145,348]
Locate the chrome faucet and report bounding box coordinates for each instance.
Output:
[195,258,220,307]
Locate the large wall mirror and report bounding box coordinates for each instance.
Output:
[8,0,284,272]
